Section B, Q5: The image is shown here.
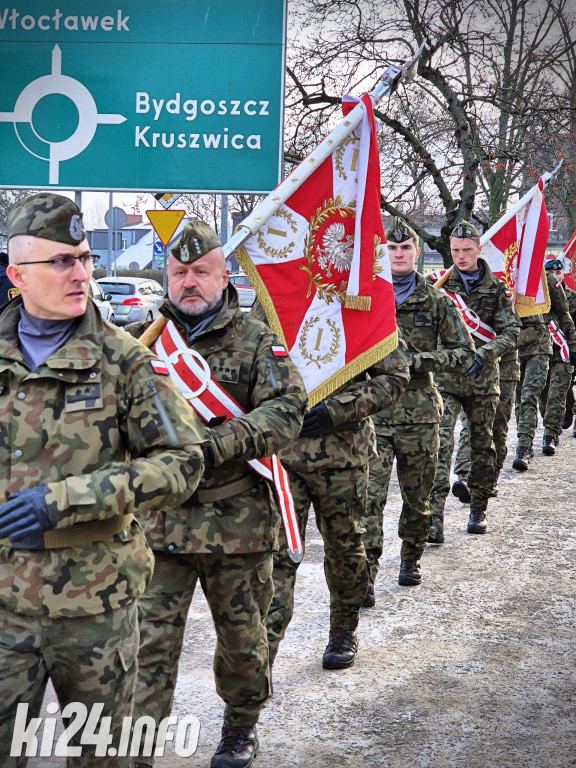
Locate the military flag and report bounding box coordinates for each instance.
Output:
[560,230,576,290]
[236,94,397,406]
[480,176,550,316]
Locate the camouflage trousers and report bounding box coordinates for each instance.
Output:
[564,370,576,416]
[265,465,368,666]
[0,601,139,768]
[134,550,273,747]
[454,379,518,482]
[539,361,574,438]
[361,423,439,583]
[430,392,498,518]
[515,355,550,448]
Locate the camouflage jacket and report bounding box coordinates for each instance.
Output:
[565,284,576,319]
[278,347,410,471]
[499,349,520,382]
[517,313,552,358]
[544,273,576,363]
[126,286,307,555]
[373,272,475,426]
[428,259,521,397]
[0,298,206,618]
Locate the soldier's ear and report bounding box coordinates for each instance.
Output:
[6,263,27,289]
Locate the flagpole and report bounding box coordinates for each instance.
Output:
[222,43,425,259]
[480,161,563,246]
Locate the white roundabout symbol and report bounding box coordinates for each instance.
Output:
[0,45,126,184]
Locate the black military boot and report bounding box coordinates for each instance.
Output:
[542,435,556,455]
[467,508,487,534]
[562,411,573,430]
[398,558,422,586]
[451,479,471,504]
[512,445,532,471]
[363,581,375,608]
[210,725,259,768]
[322,629,358,669]
[428,515,444,544]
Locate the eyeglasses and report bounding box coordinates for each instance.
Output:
[16,253,99,273]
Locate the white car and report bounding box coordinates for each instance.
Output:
[229,273,256,308]
[89,278,115,323]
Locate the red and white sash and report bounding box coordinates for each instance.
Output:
[430,270,497,343]
[154,320,303,562]
[549,320,570,362]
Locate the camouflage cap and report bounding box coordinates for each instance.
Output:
[544,257,564,271]
[386,216,418,244]
[7,192,86,245]
[451,220,480,239]
[171,220,221,264]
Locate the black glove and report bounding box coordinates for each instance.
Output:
[299,402,334,438]
[569,352,576,367]
[201,443,215,473]
[465,353,484,377]
[0,485,52,549]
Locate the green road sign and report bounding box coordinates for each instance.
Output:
[0,0,286,193]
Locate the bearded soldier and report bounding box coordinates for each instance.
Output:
[127,221,307,768]
[538,257,576,455]
[361,218,474,601]
[0,193,206,768]
[427,220,521,540]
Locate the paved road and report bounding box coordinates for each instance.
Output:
[31,420,576,767]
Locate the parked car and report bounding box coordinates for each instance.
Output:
[229,273,256,309]
[96,276,165,326]
[89,278,115,323]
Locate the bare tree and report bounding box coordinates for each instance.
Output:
[285,0,575,263]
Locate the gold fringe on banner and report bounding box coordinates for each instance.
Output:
[307,329,398,408]
[344,294,371,310]
[515,268,550,317]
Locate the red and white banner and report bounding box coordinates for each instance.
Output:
[236,94,397,406]
[561,231,576,291]
[480,177,550,316]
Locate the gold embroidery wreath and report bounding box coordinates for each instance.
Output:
[256,207,298,260]
[300,197,356,304]
[298,316,341,368]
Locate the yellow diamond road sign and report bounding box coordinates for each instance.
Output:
[146,209,185,247]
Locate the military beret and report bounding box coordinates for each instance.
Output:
[171,220,221,264]
[386,217,418,244]
[544,257,564,271]
[7,192,86,245]
[451,220,480,239]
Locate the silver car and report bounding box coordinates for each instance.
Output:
[89,278,115,323]
[96,276,165,326]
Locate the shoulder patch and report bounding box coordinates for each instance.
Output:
[150,359,169,375]
[271,344,288,357]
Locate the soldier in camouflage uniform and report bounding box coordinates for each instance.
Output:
[127,222,307,768]
[0,193,206,768]
[252,308,410,671]
[427,221,521,539]
[360,218,474,599]
[561,265,576,435]
[509,305,552,471]
[452,346,520,499]
[538,259,576,455]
